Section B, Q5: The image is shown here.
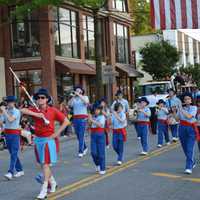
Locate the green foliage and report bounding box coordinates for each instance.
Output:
[140,40,180,80]
[0,0,106,16]
[129,0,155,35]
[179,64,200,87]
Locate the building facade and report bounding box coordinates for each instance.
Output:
[131,30,200,84]
[0,0,140,104]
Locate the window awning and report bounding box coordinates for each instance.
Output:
[116,64,144,78]
[55,59,95,75]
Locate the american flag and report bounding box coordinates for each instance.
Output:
[150,0,200,30]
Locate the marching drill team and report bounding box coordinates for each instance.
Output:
[1,86,200,199]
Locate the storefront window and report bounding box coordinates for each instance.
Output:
[83,15,95,60]
[53,8,79,58]
[56,73,73,99]
[10,9,40,58]
[112,0,127,12]
[14,70,42,98]
[113,23,129,64]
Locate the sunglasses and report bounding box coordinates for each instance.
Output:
[36,96,47,100]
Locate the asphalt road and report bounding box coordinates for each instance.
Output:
[0,126,200,200]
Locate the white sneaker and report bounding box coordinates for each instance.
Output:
[83,148,88,156]
[78,153,83,158]
[184,169,192,174]
[157,144,162,148]
[106,145,110,149]
[4,172,13,180]
[140,151,148,155]
[95,166,100,172]
[14,171,24,178]
[172,137,178,142]
[37,184,47,199]
[117,161,122,165]
[166,142,171,146]
[49,182,57,193]
[137,137,141,140]
[99,171,106,175]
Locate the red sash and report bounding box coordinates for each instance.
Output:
[157,119,168,125]
[180,120,200,141]
[73,114,88,119]
[90,127,105,133]
[113,128,127,142]
[137,121,151,126]
[4,129,21,135]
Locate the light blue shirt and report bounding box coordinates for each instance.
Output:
[70,96,89,115]
[178,105,197,123]
[112,112,127,129]
[157,108,168,120]
[91,115,106,128]
[137,107,151,122]
[1,107,21,129]
[166,96,182,109]
[111,99,129,113]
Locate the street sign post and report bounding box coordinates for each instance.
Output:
[102,65,117,106]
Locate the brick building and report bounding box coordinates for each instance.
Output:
[0,0,141,104]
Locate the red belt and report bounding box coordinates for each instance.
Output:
[180,120,200,141]
[73,115,88,119]
[113,128,127,142]
[157,119,168,125]
[90,128,105,133]
[4,129,21,135]
[137,121,150,126]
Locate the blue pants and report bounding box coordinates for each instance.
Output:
[137,124,149,152]
[134,123,140,138]
[170,124,178,138]
[157,121,169,145]
[73,118,87,153]
[5,134,23,174]
[179,125,195,170]
[112,132,124,161]
[91,133,106,171]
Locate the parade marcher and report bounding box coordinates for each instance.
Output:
[68,86,89,158]
[175,92,198,174]
[196,96,200,153]
[0,96,24,180]
[21,88,69,199]
[136,97,151,155]
[111,90,129,117]
[99,98,111,148]
[111,102,127,165]
[166,88,182,142]
[88,105,106,175]
[156,99,170,148]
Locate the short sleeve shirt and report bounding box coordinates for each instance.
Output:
[91,115,106,128]
[29,106,65,137]
[112,112,127,129]
[3,107,21,129]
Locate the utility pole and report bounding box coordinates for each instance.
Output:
[94,10,104,99]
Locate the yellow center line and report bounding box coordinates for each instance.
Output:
[48,143,180,200]
[152,172,200,183]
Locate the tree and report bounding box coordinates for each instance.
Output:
[0,0,107,99]
[140,40,180,80]
[129,0,155,35]
[179,64,200,87]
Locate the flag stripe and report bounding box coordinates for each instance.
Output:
[165,0,171,29]
[191,0,198,28]
[186,0,193,28]
[159,0,166,29]
[154,0,161,29]
[170,0,176,29]
[175,0,182,29]
[198,0,200,28]
[181,0,187,29]
[150,0,155,29]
